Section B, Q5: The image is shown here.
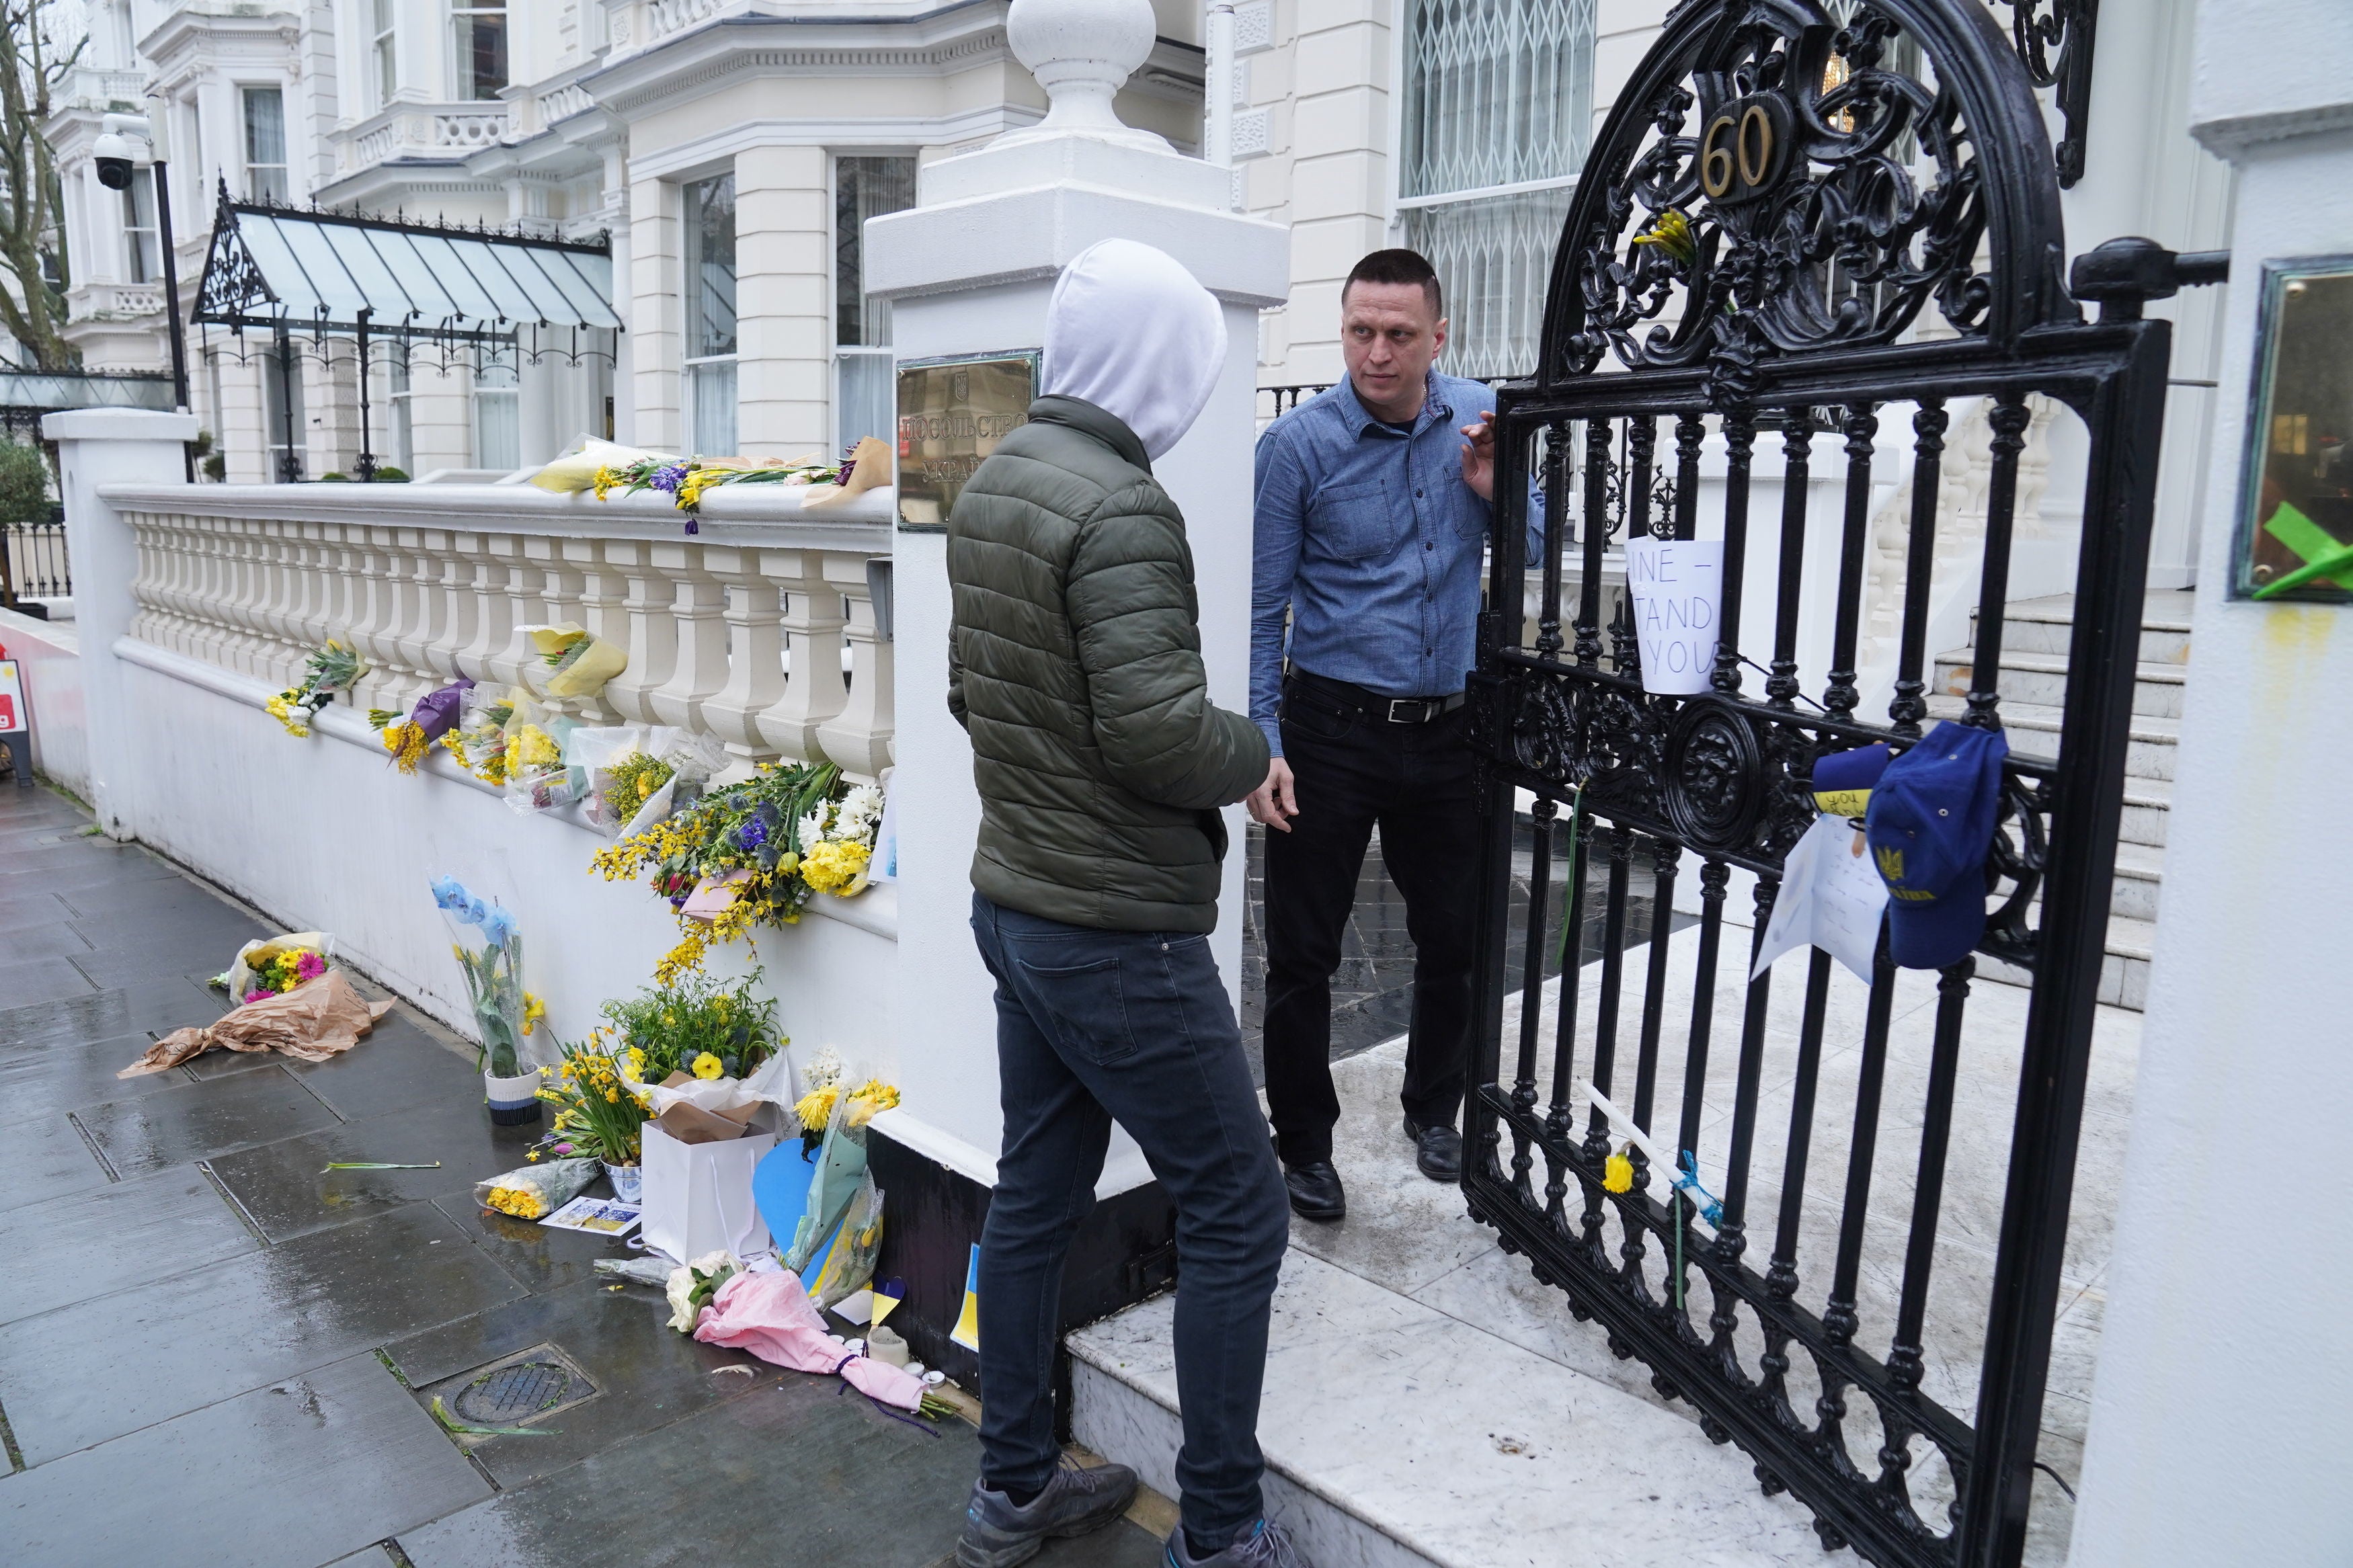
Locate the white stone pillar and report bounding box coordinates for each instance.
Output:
[733,143,832,459]
[2067,1,2353,1561]
[41,409,199,839]
[864,0,1288,1187]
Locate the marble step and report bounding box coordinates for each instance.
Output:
[1931,648,2188,718]
[1977,590,2196,665]
[1923,694,2180,780]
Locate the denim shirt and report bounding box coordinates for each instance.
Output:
[1250,372,1546,755]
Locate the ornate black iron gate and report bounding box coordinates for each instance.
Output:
[1462,3,2194,1565]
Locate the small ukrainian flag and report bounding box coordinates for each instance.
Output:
[951,1243,982,1352]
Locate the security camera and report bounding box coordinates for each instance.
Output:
[93,130,137,189]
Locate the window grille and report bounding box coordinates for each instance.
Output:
[1397,0,1594,379]
[682,172,739,456]
[242,87,288,204]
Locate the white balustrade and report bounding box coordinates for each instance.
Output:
[102,482,898,781]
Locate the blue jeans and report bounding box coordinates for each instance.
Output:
[969,892,1289,1548]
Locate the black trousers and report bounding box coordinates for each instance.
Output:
[1261,669,1480,1167]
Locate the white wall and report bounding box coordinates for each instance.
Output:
[2067,0,2353,1560]
[0,610,89,801]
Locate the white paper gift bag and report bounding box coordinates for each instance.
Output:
[639,1112,779,1262]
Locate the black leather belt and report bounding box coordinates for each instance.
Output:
[1286,669,1466,725]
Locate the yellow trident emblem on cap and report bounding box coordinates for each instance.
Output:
[1875,845,1905,883]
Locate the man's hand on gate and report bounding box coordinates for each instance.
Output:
[1460,412,1497,502]
[1246,757,1298,832]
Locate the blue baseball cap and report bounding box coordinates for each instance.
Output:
[1810,742,1892,819]
[1863,723,2010,970]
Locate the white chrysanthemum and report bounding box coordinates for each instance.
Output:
[805,1043,845,1089]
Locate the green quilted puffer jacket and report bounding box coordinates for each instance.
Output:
[946,395,1270,933]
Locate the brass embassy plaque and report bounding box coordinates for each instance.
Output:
[895,352,1038,531]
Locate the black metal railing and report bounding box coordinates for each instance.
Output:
[1458,3,2188,1565]
[1,510,71,606]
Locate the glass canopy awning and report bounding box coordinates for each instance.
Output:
[192,190,619,350]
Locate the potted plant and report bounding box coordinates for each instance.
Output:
[530,1035,653,1200]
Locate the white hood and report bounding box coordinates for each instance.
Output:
[1039,239,1226,462]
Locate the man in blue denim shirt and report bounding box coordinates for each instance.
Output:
[1246,249,1544,1223]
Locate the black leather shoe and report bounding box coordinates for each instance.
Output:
[1402,1116,1462,1182]
[1283,1160,1346,1223]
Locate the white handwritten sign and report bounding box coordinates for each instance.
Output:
[1751,812,1888,985]
[1625,537,1724,696]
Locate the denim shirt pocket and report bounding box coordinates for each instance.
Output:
[1306,477,1413,562]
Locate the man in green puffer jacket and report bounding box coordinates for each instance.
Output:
[947,239,1304,1568]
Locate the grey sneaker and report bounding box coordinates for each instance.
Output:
[955,1458,1140,1568]
[1164,1518,1310,1567]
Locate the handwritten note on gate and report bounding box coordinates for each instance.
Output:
[1625,537,1724,696]
[1751,812,1888,985]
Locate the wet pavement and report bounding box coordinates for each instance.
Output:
[0,782,1166,1568]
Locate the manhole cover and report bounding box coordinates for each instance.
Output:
[422,1342,600,1432]
[454,1360,577,1423]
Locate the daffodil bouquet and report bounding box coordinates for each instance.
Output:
[529,1034,653,1165]
[590,760,881,981]
[598,969,783,1085]
[592,452,840,530]
[265,639,366,738]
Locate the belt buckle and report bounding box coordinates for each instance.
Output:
[1386,697,1432,724]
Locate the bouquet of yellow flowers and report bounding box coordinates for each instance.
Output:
[266,640,366,738]
[589,761,882,980]
[528,1034,653,1166]
[475,1157,600,1221]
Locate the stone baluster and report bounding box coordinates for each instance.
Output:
[818,552,894,781]
[450,532,512,692]
[755,547,846,763]
[438,531,485,684]
[647,540,729,731]
[598,538,679,725]
[125,513,167,647]
[353,528,415,710]
[257,522,307,687]
[481,535,538,692]
[695,544,785,764]
[290,523,331,651]
[396,529,452,684]
[190,519,239,672]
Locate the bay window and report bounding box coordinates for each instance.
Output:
[833,155,917,450]
[682,173,738,456]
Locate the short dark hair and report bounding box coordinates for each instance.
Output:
[1343,249,1442,317]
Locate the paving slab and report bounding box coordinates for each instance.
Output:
[0,1200,526,1463]
[0,1108,115,1204]
[69,919,272,989]
[52,870,252,922]
[0,1352,490,1568]
[74,1063,342,1179]
[0,921,93,960]
[286,1016,483,1123]
[212,1098,547,1242]
[0,973,228,1049]
[0,1027,188,1120]
[430,1191,631,1296]
[0,954,97,1007]
[0,895,77,937]
[399,1370,980,1568]
[0,1165,262,1325]
[383,1278,789,1490]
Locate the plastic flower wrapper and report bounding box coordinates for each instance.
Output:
[473,1156,600,1222]
[690,1268,938,1416]
[785,1069,900,1274]
[502,698,582,816]
[525,623,628,702]
[527,436,674,495]
[372,678,475,775]
[445,686,520,785]
[432,875,547,1077]
[530,1032,653,1165]
[267,639,368,737]
[666,1250,742,1333]
[799,436,895,512]
[806,1173,884,1311]
[210,931,337,1002]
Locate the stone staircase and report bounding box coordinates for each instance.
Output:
[1926,589,2195,1010]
